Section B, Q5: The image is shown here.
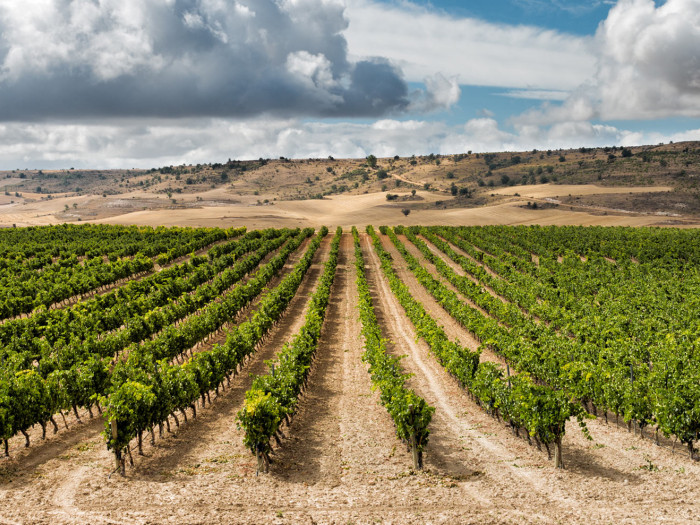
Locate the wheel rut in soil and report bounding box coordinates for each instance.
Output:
[361,233,564,521]
[384,232,700,524]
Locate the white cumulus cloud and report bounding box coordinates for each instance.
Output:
[516,0,700,125]
[3,117,698,171]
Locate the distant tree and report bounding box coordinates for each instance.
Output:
[366,154,378,168]
[401,208,411,216]
[459,187,472,198]
[621,148,632,158]
[446,171,455,179]
[411,189,416,197]
[376,169,388,180]
[450,182,458,196]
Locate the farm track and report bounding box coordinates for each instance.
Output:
[2,232,700,523]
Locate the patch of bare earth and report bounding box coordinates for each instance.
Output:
[375,231,700,524]
[1,233,700,524]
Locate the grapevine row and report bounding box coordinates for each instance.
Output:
[372,226,588,467]
[102,227,329,473]
[237,227,341,473]
[0,229,282,358]
[437,227,700,456]
[352,227,433,470]
[0,229,307,456]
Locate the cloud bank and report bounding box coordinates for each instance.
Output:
[3,117,698,170]
[517,0,700,125]
[0,0,698,169]
[0,0,424,120]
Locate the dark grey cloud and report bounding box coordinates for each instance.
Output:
[0,0,410,121]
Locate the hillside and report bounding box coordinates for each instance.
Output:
[1,141,699,228]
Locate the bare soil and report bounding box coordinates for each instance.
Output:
[2,234,700,524]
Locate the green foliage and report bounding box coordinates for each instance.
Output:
[237,227,342,463]
[352,227,433,467]
[380,226,587,448]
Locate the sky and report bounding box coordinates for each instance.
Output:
[0,0,698,169]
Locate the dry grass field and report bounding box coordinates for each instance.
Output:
[2,141,700,229]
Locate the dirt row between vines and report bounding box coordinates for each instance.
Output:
[376,231,700,523]
[1,233,699,524]
[0,235,331,524]
[0,234,307,462]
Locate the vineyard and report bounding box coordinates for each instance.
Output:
[1,223,700,523]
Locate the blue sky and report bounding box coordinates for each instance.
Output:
[401,0,616,34]
[0,0,698,168]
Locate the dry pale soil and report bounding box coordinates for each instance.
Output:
[1,233,700,524]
